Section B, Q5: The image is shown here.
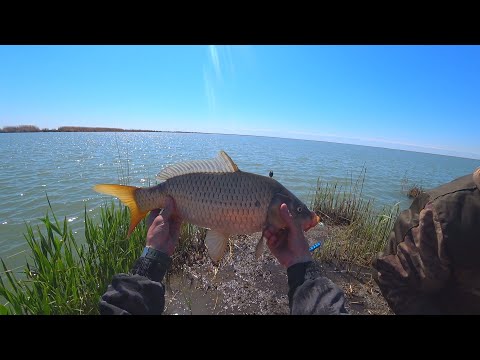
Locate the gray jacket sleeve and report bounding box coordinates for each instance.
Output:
[99,254,172,315]
[287,261,348,315]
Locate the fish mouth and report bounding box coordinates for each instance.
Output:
[303,212,321,232]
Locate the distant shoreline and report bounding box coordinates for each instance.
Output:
[1,125,479,161]
[0,125,201,134]
[0,125,265,139]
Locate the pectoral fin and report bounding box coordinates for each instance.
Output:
[205,230,229,264]
[255,235,266,259]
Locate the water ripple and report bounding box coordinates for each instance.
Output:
[1,132,478,263]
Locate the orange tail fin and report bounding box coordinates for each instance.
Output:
[93,184,148,236]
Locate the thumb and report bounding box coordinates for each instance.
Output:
[279,203,294,228]
[147,208,161,228]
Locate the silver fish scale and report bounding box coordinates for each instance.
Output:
[140,171,280,235]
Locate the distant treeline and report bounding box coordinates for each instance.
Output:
[0,125,162,133]
[1,125,44,132]
[58,126,127,132]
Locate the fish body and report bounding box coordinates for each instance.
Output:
[94,151,320,262]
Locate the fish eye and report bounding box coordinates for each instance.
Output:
[296,206,303,213]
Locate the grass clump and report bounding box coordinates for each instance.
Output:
[0,199,205,315]
[400,171,424,199]
[406,186,424,199]
[312,168,399,271]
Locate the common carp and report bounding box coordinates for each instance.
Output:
[93,151,320,263]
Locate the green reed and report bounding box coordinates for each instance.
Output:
[312,167,400,272]
[0,199,205,315]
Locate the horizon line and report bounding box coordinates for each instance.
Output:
[1,124,479,161]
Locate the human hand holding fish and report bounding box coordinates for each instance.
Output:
[93,150,321,264]
[263,203,313,268]
[145,196,181,257]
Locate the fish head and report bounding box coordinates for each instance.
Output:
[267,189,321,232]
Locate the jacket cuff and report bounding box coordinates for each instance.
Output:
[287,261,310,292]
[287,261,321,305]
[130,254,172,283]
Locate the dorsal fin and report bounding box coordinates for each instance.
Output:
[156,150,240,181]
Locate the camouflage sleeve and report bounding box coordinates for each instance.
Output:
[99,257,170,315]
[373,203,451,314]
[287,261,348,315]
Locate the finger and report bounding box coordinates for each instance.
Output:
[263,229,271,238]
[151,212,167,228]
[172,214,182,228]
[279,203,294,228]
[147,209,161,228]
[262,224,281,241]
[160,196,175,219]
[267,225,281,235]
[266,236,279,249]
[276,228,289,242]
[171,216,182,239]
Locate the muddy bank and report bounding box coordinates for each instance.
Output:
[164,226,393,315]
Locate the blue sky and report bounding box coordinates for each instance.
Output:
[0,45,479,159]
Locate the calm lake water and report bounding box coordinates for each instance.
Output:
[1,132,479,264]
